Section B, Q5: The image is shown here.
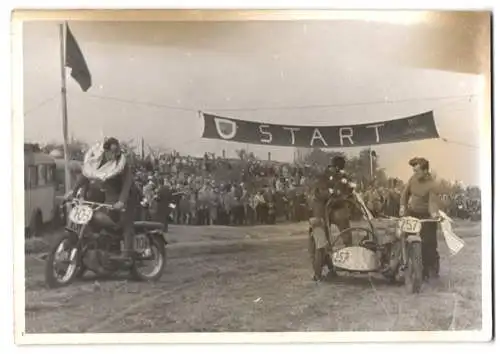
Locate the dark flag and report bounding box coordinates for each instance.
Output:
[65,24,92,92]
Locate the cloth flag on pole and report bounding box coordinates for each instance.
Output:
[65,24,92,92]
[438,210,465,256]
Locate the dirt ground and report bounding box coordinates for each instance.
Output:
[24,220,483,333]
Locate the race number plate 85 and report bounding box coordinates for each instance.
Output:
[68,205,94,225]
[400,217,422,234]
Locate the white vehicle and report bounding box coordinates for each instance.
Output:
[54,158,82,195]
[24,144,57,237]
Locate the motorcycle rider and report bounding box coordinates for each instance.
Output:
[309,155,355,281]
[66,137,139,262]
[399,157,440,280]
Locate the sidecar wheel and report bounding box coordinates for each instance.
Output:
[309,236,327,280]
[314,248,327,278]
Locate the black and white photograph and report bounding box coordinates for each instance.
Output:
[12,9,492,343]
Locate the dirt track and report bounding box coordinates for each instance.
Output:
[24,221,482,333]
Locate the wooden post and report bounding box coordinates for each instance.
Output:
[59,23,71,194]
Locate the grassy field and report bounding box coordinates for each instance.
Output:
[23,220,482,333]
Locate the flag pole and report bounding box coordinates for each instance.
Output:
[59,22,71,195]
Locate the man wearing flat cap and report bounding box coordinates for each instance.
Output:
[400,157,440,280]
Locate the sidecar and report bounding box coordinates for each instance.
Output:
[325,193,398,274]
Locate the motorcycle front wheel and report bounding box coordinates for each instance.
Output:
[404,242,423,294]
[44,232,81,288]
[131,236,166,282]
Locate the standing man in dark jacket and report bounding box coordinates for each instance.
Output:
[68,137,139,261]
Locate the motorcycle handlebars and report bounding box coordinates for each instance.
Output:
[387,216,442,223]
[413,218,441,223]
[64,198,125,212]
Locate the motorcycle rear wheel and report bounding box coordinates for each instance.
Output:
[131,236,166,282]
[404,242,423,294]
[45,232,80,289]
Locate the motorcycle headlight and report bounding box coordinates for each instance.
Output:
[328,188,334,194]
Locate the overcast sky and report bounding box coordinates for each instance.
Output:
[22,20,483,185]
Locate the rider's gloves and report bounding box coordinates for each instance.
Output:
[113,201,125,211]
[431,211,441,220]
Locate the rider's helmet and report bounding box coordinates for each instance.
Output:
[103,137,122,161]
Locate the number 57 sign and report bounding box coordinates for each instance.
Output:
[332,250,351,265]
[400,218,422,234]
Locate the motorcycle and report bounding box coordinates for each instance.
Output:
[45,198,168,288]
[327,213,440,294]
[310,189,440,294]
[377,216,440,293]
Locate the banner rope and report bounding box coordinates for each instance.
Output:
[84,92,477,113]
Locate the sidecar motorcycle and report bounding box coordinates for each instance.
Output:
[309,192,440,294]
